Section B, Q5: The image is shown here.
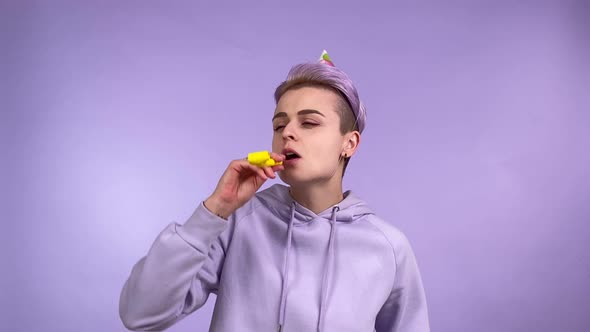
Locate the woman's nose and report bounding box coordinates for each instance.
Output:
[282,123,297,141]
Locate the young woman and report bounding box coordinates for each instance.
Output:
[119,52,430,332]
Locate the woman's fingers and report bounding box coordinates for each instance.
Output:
[239,154,284,180]
[236,159,268,180]
[268,152,285,178]
[269,152,286,163]
[252,164,270,180]
[262,166,276,178]
[272,164,284,171]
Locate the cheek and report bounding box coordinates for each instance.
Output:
[271,134,280,150]
[312,140,341,162]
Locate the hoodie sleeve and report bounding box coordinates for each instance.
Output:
[374,232,430,332]
[119,201,236,331]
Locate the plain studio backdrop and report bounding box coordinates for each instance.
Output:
[2,1,589,331]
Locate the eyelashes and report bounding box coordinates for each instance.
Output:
[273,122,319,132]
[302,122,319,128]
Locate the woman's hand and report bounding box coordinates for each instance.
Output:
[204,152,285,219]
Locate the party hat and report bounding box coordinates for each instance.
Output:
[319,50,335,67]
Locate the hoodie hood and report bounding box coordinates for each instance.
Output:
[257,183,374,225]
[256,184,374,332]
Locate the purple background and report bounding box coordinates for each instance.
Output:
[3,1,589,331]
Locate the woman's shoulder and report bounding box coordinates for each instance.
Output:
[362,214,414,253]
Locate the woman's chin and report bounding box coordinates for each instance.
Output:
[277,172,291,185]
[278,171,320,187]
[278,172,302,186]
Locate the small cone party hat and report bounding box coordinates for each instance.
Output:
[319,50,335,67]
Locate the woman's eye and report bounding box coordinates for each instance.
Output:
[302,122,318,128]
[273,125,285,132]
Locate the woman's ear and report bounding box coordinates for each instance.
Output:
[342,131,361,157]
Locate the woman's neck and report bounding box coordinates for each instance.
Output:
[289,180,344,215]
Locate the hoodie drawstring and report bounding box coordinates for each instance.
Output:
[317,206,339,332]
[278,203,296,332]
[278,204,340,332]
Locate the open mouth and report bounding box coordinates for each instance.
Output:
[285,152,301,160]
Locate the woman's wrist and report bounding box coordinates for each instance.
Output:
[204,196,233,220]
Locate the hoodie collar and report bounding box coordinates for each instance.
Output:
[258,184,373,225]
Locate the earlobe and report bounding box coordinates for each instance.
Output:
[341,132,360,158]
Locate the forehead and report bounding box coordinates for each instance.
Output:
[274,86,341,117]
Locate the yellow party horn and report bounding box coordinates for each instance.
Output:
[248,151,283,167]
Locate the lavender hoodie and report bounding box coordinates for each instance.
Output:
[119,184,430,331]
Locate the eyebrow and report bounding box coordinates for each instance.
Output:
[272,109,325,121]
